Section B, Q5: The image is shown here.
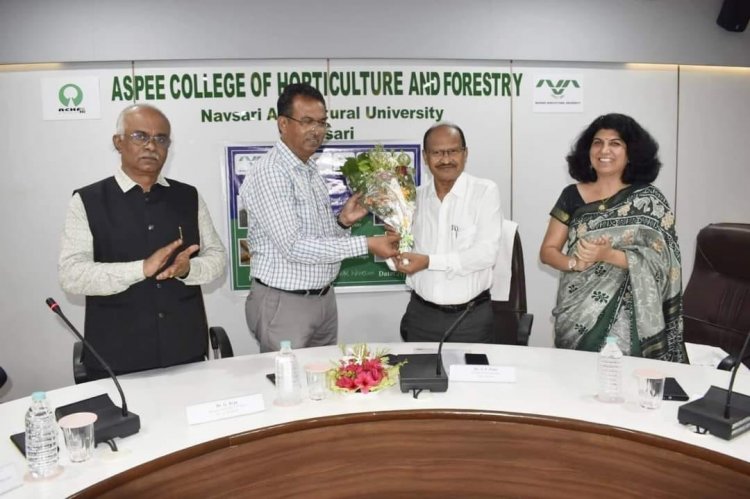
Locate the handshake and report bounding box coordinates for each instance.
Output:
[367,229,401,259]
[366,225,424,276]
[362,227,425,276]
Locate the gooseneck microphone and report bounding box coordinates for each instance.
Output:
[436,302,476,376]
[724,331,750,419]
[46,298,128,416]
[400,301,477,398]
[44,297,140,446]
[678,329,750,440]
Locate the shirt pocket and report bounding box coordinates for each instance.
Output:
[455,224,477,250]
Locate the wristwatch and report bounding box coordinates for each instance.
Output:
[567,257,578,271]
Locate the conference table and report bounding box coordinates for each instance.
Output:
[1,343,749,498]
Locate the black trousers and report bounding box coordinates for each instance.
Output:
[400,292,495,344]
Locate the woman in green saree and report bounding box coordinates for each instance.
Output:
[540,113,687,362]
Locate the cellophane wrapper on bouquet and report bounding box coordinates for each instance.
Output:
[341,145,416,268]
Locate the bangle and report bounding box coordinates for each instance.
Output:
[336,217,351,229]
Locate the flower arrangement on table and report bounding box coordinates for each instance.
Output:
[327,344,406,394]
[340,145,417,267]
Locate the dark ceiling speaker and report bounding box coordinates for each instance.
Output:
[716,0,750,32]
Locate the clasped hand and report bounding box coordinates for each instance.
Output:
[574,236,611,270]
[143,238,200,280]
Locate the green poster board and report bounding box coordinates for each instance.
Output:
[225,142,421,292]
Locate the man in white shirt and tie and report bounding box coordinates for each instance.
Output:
[396,123,503,343]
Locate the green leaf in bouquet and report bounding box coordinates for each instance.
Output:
[341,152,374,193]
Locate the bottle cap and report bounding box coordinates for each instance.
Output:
[280,340,291,349]
[31,391,46,401]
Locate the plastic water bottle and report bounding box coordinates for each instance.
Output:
[597,336,623,403]
[25,391,59,478]
[274,341,302,406]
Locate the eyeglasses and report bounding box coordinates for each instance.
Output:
[124,131,171,148]
[282,115,331,131]
[426,148,465,159]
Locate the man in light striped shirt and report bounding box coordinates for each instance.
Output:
[240,83,399,352]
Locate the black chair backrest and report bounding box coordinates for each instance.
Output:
[683,223,750,368]
[491,230,532,345]
[209,327,234,359]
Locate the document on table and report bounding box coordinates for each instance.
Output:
[186,394,265,425]
[449,365,517,383]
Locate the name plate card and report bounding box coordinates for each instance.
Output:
[0,463,22,495]
[186,394,265,425]
[449,365,517,383]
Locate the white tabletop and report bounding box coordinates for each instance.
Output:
[1,343,749,498]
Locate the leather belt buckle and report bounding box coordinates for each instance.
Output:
[302,285,329,296]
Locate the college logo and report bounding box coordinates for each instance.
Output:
[57,83,86,113]
[42,76,100,120]
[535,79,581,98]
[532,75,583,113]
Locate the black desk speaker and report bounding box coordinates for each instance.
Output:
[717,0,749,32]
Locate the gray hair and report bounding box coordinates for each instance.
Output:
[115,103,170,134]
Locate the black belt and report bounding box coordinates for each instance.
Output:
[412,289,491,313]
[254,278,331,297]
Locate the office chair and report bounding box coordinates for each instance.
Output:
[73,326,234,384]
[683,223,750,370]
[491,230,533,346]
[209,326,234,359]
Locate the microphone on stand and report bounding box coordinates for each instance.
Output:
[678,330,750,440]
[44,298,140,446]
[399,301,477,398]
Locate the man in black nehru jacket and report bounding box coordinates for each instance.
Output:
[58,104,226,380]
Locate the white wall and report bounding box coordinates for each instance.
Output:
[1,0,749,67]
[1,0,749,403]
[675,66,750,282]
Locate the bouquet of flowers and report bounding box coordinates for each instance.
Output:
[340,145,417,261]
[327,344,405,394]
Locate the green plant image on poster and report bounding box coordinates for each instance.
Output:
[225,143,421,292]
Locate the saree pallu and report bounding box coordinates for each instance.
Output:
[553,184,688,362]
